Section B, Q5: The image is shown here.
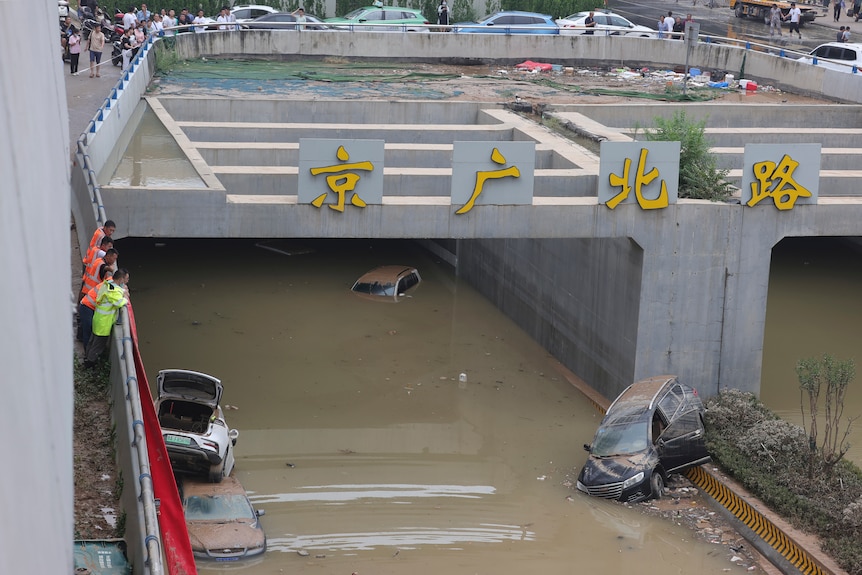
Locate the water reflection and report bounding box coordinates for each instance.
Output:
[120,238,755,575]
[761,237,862,465]
[268,522,535,553]
[105,103,205,188]
[251,483,497,504]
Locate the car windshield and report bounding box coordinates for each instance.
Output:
[342,8,367,19]
[353,281,396,296]
[591,420,649,456]
[185,494,255,521]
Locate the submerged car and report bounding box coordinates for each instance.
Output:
[453,11,560,34]
[351,265,421,301]
[156,369,239,483]
[577,375,710,503]
[556,10,657,37]
[182,476,266,561]
[325,6,430,32]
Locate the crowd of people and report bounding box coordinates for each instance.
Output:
[656,11,696,39]
[61,3,249,74]
[76,220,130,369]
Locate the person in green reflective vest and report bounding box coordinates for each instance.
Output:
[84,269,129,368]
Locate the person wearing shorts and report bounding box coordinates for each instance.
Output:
[88,23,106,77]
[786,2,802,39]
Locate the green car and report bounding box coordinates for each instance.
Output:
[325,6,430,32]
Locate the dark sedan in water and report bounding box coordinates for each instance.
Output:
[577,375,710,503]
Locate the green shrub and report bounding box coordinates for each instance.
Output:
[637,111,733,202]
[705,390,862,574]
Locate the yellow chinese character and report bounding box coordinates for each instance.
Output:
[606,148,668,210]
[455,147,520,215]
[309,145,374,212]
[748,154,811,210]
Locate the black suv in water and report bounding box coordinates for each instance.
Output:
[576,375,710,503]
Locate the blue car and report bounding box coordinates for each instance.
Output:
[453,11,559,34]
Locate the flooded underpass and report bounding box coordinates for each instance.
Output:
[121,237,755,575]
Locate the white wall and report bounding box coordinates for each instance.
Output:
[0,0,73,573]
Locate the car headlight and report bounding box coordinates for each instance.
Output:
[621,471,645,490]
[576,481,587,493]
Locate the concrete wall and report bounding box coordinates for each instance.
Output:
[172,29,862,103]
[459,238,642,399]
[110,340,149,575]
[75,33,862,409]
[0,1,74,573]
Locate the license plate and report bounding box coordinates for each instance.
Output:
[165,434,192,446]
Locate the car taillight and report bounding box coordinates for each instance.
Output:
[202,440,219,451]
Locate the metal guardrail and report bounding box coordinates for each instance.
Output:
[75,32,163,575]
[115,310,163,575]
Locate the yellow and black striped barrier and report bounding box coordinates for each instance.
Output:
[685,465,829,575]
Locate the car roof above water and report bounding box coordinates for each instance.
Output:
[607,375,677,414]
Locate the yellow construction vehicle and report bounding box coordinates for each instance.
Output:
[729,0,817,25]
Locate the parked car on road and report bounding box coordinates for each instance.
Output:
[351,265,421,302]
[799,42,862,73]
[576,375,710,503]
[326,6,430,32]
[231,4,279,23]
[181,476,266,561]
[156,369,239,483]
[243,12,330,30]
[453,11,559,34]
[556,10,657,37]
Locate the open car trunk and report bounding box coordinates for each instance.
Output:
[159,399,214,433]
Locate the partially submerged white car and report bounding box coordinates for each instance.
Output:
[156,369,239,483]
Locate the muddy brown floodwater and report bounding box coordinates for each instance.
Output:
[119,237,768,575]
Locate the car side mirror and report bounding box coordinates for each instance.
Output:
[256,509,265,517]
[229,428,239,446]
[583,443,591,452]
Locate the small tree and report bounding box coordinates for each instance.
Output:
[797,353,858,478]
[638,111,733,202]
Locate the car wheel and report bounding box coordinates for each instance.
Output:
[650,470,664,499]
[208,459,226,483]
[735,3,744,17]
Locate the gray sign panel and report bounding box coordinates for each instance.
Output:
[598,142,680,209]
[451,142,535,214]
[740,143,820,209]
[298,139,385,210]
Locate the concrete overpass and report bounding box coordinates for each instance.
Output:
[74,31,862,407]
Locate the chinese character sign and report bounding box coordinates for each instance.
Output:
[299,139,385,211]
[451,142,535,215]
[599,142,680,210]
[741,144,819,210]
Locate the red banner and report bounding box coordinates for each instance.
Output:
[128,305,198,575]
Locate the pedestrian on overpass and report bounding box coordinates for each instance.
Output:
[584,11,596,34]
[769,4,783,37]
[785,2,802,39]
[834,0,844,21]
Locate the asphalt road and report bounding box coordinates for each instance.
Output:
[609,0,846,49]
